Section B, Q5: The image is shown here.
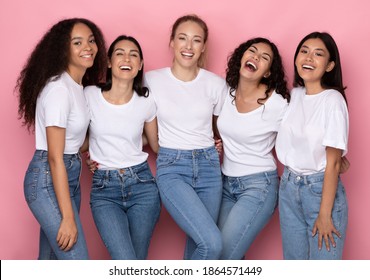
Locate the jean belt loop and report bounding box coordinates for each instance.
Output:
[303,175,308,185]
[264,172,271,184]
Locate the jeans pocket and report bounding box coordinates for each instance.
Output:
[135,170,156,183]
[205,149,220,168]
[24,166,39,204]
[156,153,178,169]
[308,182,323,197]
[91,175,105,190]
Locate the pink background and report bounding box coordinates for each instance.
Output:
[1,0,369,260]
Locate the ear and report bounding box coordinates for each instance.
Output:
[170,40,174,49]
[107,59,112,69]
[326,61,335,72]
[264,71,271,78]
[139,61,143,71]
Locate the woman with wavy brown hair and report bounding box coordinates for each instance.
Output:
[16,18,107,259]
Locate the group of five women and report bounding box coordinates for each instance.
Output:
[17,14,349,260]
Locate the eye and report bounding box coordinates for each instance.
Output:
[73,41,82,46]
[89,38,96,44]
[300,49,308,54]
[178,36,186,40]
[315,52,323,57]
[262,56,269,61]
[130,53,139,57]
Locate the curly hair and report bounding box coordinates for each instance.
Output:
[99,35,149,97]
[293,31,346,102]
[16,18,107,131]
[226,37,290,104]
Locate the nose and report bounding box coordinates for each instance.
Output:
[83,41,92,51]
[185,40,192,50]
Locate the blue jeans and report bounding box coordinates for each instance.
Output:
[90,161,160,260]
[218,170,279,259]
[279,167,348,260]
[156,146,223,260]
[24,150,89,260]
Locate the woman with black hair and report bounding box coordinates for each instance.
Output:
[84,35,160,260]
[17,18,107,259]
[217,37,289,259]
[276,32,349,259]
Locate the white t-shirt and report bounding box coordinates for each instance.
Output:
[218,90,288,177]
[144,67,227,150]
[276,87,349,175]
[84,86,156,169]
[35,72,89,154]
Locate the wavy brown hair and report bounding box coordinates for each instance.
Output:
[16,18,107,131]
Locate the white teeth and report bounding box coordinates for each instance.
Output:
[119,66,131,70]
[81,54,92,58]
[246,61,257,70]
[302,64,314,70]
[181,52,194,57]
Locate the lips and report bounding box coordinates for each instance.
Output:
[181,51,194,58]
[302,64,315,70]
[245,61,257,71]
[119,65,132,70]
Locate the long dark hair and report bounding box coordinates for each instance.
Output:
[99,35,148,97]
[16,18,107,130]
[293,32,346,102]
[226,37,289,104]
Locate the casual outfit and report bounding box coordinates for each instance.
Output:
[145,67,228,259]
[217,91,288,259]
[276,87,349,259]
[24,72,89,259]
[84,86,160,260]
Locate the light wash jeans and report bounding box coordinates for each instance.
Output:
[156,146,223,260]
[218,170,278,259]
[24,150,89,260]
[90,161,160,260]
[279,167,348,260]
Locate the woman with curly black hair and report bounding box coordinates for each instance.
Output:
[16,18,107,259]
[217,37,289,259]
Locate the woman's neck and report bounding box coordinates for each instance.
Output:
[171,63,200,82]
[103,79,134,105]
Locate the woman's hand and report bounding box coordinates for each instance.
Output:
[214,138,223,155]
[339,156,350,174]
[312,214,341,251]
[57,217,78,251]
[85,152,99,173]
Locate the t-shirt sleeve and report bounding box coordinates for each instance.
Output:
[322,95,349,155]
[43,86,71,128]
[213,80,228,116]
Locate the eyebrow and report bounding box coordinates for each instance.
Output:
[301,45,325,52]
[178,32,203,39]
[114,48,140,53]
[71,34,94,41]
[250,45,272,59]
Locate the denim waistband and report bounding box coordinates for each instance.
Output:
[158,146,217,158]
[94,160,149,178]
[33,150,81,160]
[225,169,278,180]
[283,167,325,185]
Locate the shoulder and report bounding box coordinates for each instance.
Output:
[84,85,100,94]
[270,90,289,108]
[199,69,225,84]
[145,67,169,80]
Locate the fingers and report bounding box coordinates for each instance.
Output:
[315,230,341,252]
[57,233,77,251]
